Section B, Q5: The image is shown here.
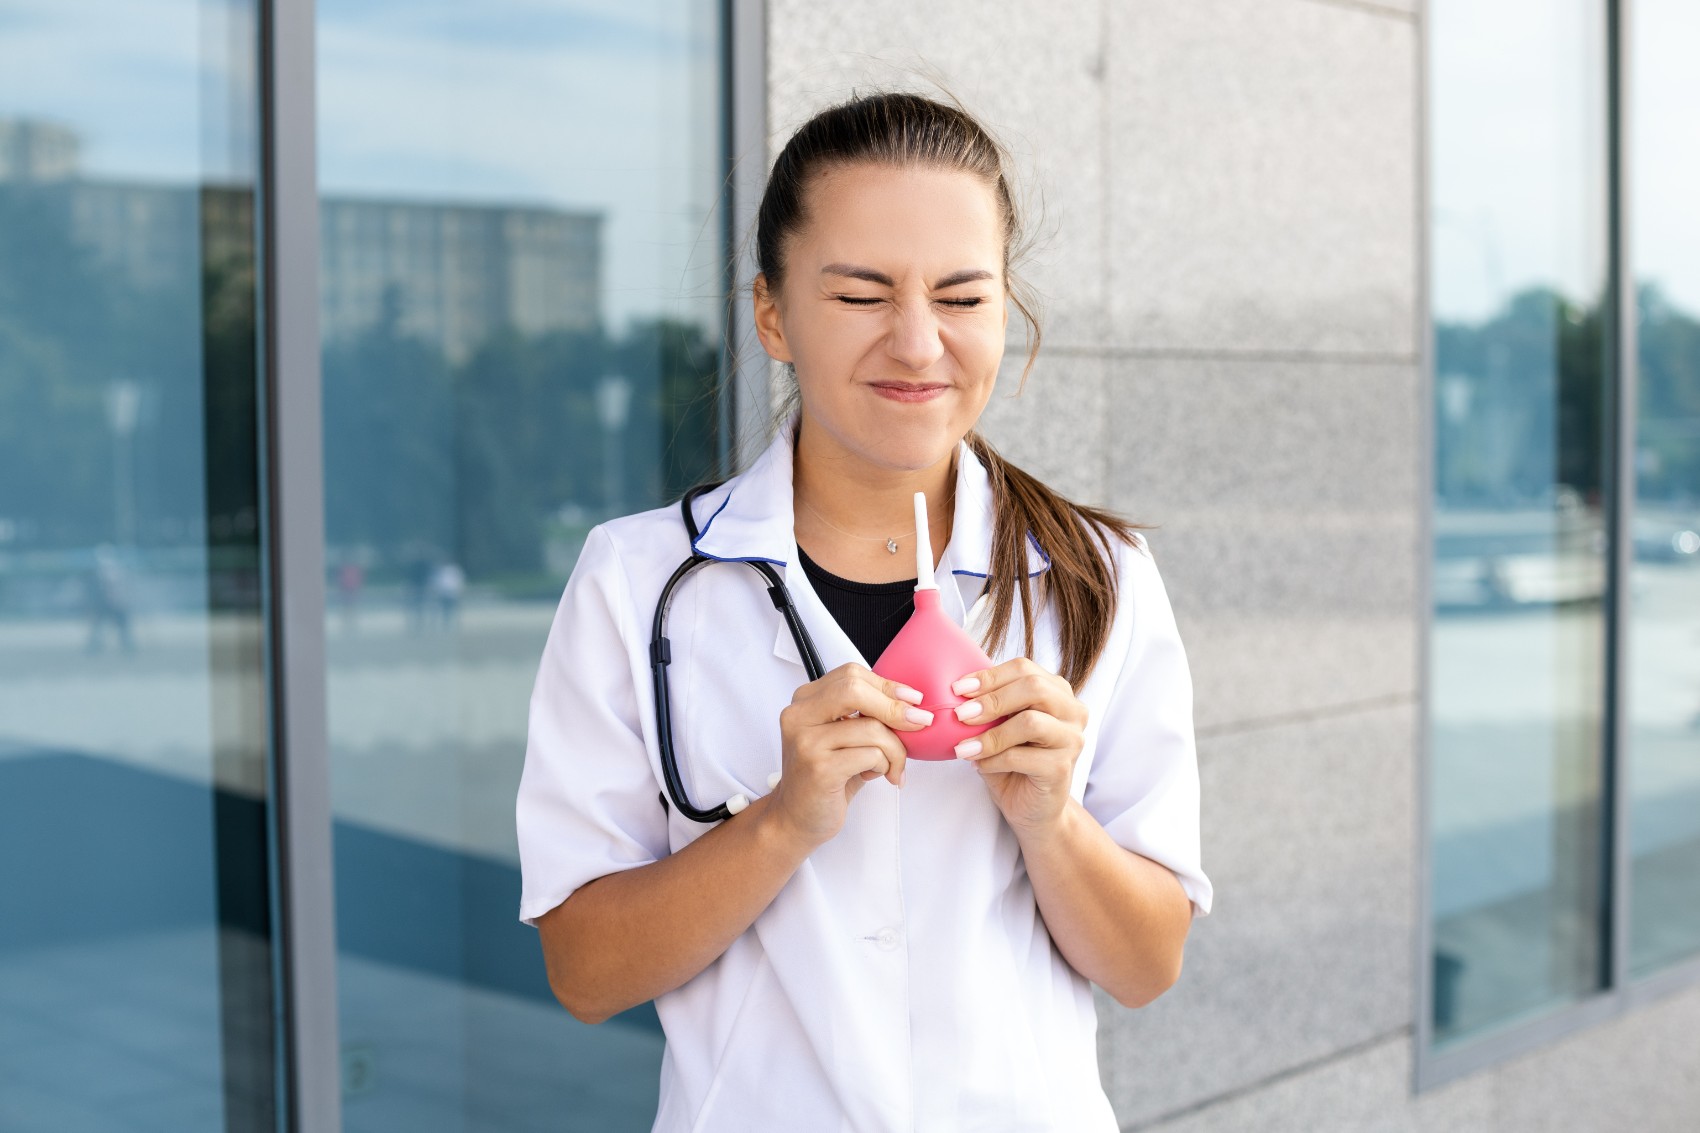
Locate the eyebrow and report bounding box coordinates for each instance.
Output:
[820,264,996,290]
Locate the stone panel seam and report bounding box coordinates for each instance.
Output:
[1120,1025,1413,1131]
[1043,344,1420,365]
[1295,0,1419,24]
[1097,0,1111,502]
[1197,690,1415,741]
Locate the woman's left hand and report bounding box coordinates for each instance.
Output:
[949,658,1088,834]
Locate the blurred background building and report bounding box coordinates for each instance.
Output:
[0,1,1695,1130]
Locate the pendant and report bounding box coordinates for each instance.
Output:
[887,538,899,554]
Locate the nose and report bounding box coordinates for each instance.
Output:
[885,297,946,373]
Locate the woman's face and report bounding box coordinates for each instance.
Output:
[755,162,1009,474]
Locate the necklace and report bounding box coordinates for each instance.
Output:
[796,496,917,555]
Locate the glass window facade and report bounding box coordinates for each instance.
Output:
[1428,0,1700,1067]
[1627,0,1700,978]
[0,1,731,1128]
[315,1,726,1128]
[0,1,276,1127]
[1428,0,1612,1049]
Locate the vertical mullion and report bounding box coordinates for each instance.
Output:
[1411,0,1437,1087]
[728,0,769,469]
[259,0,341,1129]
[1603,0,1637,997]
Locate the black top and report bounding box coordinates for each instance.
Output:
[796,545,916,664]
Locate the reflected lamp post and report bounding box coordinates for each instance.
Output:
[597,373,632,518]
[105,377,141,547]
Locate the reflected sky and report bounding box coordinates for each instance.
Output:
[1631,0,1700,310]
[1431,0,1606,321]
[318,0,724,332]
[1432,1,1700,320]
[0,0,726,332]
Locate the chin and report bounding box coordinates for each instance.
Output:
[856,420,964,471]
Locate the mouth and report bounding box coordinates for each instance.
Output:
[869,381,950,403]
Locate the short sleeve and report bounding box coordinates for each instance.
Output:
[516,525,669,925]
[1081,534,1213,917]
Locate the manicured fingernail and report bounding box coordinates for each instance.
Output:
[952,677,980,696]
[955,739,982,760]
[895,685,924,705]
[905,706,934,726]
[954,700,982,721]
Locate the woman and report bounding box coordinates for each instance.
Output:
[517,92,1211,1132]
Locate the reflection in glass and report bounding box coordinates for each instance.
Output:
[0,1,275,1128]
[317,2,725,1127]
[1628,0,1700,978]
[1428,0,1611,1047]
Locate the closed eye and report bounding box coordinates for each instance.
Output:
[833,295,987,308]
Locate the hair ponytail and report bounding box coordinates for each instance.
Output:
[966,433,1143,690]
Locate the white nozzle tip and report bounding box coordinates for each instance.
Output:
[766,771,782,790]
[913,491,938,591]
[725,793,750,815]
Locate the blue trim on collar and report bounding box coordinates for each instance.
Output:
[690,493,788,566]
[949,531,1050,580]
[1026,531,1054,572]
[688,491,733,555]
[696,554,790,566]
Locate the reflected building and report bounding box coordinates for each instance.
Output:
[0,116,604,365]
[319,195,601,363]
[0,116,79,180]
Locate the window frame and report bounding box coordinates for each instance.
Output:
[1414,0,1700,1093]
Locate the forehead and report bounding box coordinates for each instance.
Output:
[793,163,1004,274]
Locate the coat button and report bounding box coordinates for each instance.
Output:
[874,926,901,951]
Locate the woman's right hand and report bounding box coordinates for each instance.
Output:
[768,663,932,850]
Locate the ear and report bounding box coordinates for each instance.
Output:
[753,273,793,363]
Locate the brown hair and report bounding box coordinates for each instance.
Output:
[756,91,1143,690]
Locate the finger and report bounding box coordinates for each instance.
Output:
[849,666,926,708]
[949,656,1035,699]
[830,719,908,787]
[831,672,934,732]
[834,744,892,784]
[828,662,924,705]
[952,672,1069,728]
[949,657,1040,704]
[796,665,928,730]
[967,745,1074,785]
[814,717,908,788]
[789,736,890,797]
[952,709,1057,761]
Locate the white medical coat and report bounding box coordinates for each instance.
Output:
[517,420,1212,1133]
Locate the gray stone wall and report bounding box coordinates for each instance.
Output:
[764,1,1700,1129]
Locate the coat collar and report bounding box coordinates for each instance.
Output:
[691,413,1052,582]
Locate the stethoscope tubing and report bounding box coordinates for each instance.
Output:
[649,484,826,823]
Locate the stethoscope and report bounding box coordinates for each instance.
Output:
[649,482,826,823]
